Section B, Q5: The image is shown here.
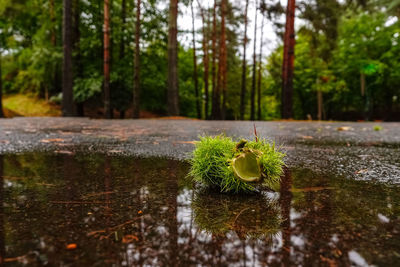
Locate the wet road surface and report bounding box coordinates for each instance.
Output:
[0,118,400,266]
[0,118,399,182]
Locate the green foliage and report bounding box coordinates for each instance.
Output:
[73,75,103,103]
[189,135,285,193]
[192,190,281,239]
[1,0,399,120]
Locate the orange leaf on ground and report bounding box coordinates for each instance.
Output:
[355,169,368,174]
[122,235,139,243]
[337,126,352,131]
[40,138,65,143]
[66,243,77,250]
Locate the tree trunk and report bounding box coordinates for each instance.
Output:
[191,0,201,119]
[103,0,111,118]
[250,0,258,121]
[220,0,227,119]
[317,89,323,121]
[120,0,126,60]
[62,0,75,116]
[240,0,249,120]
[257,14,264,120]
[167,0,179,116]
[211,0,218,119]
[280,168,293,266]
[133,0,141,118]
[197,0,209,119]
[281,0,295,119]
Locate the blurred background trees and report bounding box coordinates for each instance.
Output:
[0,0,399,120]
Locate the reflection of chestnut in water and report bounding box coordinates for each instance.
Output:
[192,190,282,240]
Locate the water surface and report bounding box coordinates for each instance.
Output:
[0,153,399,266]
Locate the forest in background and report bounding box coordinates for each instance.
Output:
[0,0,399,121]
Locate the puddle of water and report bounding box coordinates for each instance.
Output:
[0,153,399,266]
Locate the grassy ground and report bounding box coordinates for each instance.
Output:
[3,94,61,117]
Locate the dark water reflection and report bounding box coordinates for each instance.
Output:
[1,153,400,266]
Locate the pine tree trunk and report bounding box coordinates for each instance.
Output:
[167,0,179,116]
[281,0,296,119]
[317,88,323,121]
[214,0,224,120]
[211,0,218,119]
[198,1,209,119]
[257,14,264,120]
[191,0,201,119]
[220,0,227,120]
[240,0,249,120]
[250,0,258,121]
[103,0,111,118]
[62,0,75,116]
[133,0,141,118]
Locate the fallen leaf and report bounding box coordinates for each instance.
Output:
[355,169,368,174]
[122,235,139,243]
[138,210,143,214]
[66,243,77,250]
[108,150,123,153]
[40,138,65,143]
[55,150,74,155]
[337,126,351,131]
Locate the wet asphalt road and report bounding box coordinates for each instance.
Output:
[0,117,399,183]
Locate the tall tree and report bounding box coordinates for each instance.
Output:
[250,0,259,120]
[62,0,75,116]
[103,0,111,118]
[167,0,179,116]
[257,12,265,120]
[281,0,296,119]
[220,0,227,119]
[191,0,201,119]
[197,0,210,119]
[211,0,218,119]
[133,0,141,118]
[240,0,249,120]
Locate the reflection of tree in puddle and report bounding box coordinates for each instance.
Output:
[192,190,282,241]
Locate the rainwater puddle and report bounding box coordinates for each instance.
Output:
[0,153,399,266]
